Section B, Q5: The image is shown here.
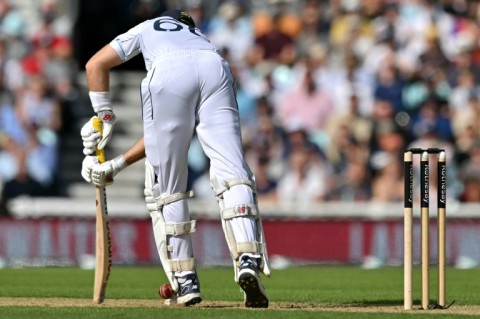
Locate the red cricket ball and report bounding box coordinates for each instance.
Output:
[158,283,174,299]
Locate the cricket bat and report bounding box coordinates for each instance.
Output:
[92,117,112,304]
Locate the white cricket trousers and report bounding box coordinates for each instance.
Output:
[141,50,256,261]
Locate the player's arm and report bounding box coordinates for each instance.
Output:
[86,44,123,92]
[123,137,146,165]
[82,137,146,187]
[85,44,124,150]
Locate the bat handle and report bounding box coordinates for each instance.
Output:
[92,116,105,164]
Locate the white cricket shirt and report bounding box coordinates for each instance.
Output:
[109,16,218,70]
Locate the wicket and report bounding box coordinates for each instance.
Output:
[404,148,446,310]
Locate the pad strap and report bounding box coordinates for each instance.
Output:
[221,204,262,258]
[237,242,264,254]
[145,190,194,212]
[165,220,196,236]
[214,179,256,198]
[168,258,196,272]
[222,204,258,220]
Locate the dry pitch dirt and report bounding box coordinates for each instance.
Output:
[1,298,480,316]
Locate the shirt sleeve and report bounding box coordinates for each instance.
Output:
[109,23,144,62]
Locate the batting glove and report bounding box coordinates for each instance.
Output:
[81,155,99,182]
[80,117,101,155]
[90,155,127,187]
[96,110,116,150]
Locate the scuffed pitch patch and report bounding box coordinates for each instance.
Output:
[0,298,479,316]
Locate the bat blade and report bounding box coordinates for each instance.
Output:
[92,116,112,304]
[93,186,112,304]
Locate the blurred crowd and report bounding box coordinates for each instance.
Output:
[0,0,77,214]
[2,0,480,215]
[186,0,480,205]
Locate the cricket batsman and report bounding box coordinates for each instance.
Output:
[80,9,271,308]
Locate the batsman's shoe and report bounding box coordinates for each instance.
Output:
[238,256,269,308]
[176,273,202,306]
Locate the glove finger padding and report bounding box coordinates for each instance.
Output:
[91,162,114,187]
[80,117,101,155]
[81,156,99,183]
[98,122,113,150]
[80,116,97,137]
[97,110,116,150]
[90,155,127,187]
[82,134,101,155]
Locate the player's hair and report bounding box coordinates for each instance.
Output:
[160,9,196,28]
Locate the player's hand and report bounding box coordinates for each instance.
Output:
[82,155,127,187]
[91,160,116,187]
[97,110,116,150]
[82,156,115,187]
[80,117,101,155]
[81,155,99,183]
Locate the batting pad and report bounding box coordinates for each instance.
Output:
[210,176,271,281]
[145,160,196,292]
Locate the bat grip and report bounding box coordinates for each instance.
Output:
[92,117,105,164]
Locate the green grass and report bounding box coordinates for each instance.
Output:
[0,265,479,318]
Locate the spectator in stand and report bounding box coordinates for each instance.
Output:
[371,153,404,202]
[328,0,381,65]
[0,132,19,189]
[0,0,25,40]
[16,75,61,132]
[329,157,372,202]
[402,68,450,119]
[436,0,479,62]
[275,58,334,135]
[251,154,278,203]
[0,150,46,215]
[15,75,61,187]
[418,30,451,81]
[325,94,372,170]
[368,98,406,178]
[460,172,480,203]
[295,0,325,59]
[446,49,480,89]
[283,121,324,160]
[245,112,288,183]
[0,0,27,79]
[0,91,25,181]
[276,145,332,205]
[35,0,72,38]
[374,63,405,114]
[24,0,77,120]
[459,139,480,202]
[247,11,297,67]
[44,36,79,124]
[251,0,302,44]
[186,0,211,34]
[0,75,57,196]
[455,124,479,167]
[449,69,477,115]
[0,39,24,96]
[452,94,480,165]
[0,94,54,205]
[390,0,435,76]
[208,0,253,68]
[25,0,74,82]
[409,96,454,143]
[408,121,456,163]
[324,51,375,119]
[225,48,258,130]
